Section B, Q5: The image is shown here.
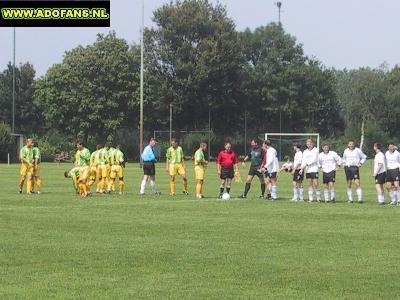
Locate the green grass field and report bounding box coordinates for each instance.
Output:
[1,162,400,299]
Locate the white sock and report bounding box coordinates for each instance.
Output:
[268,184,272,193]
[150,180,156,193]
[316,189,321,201]
[140,179,146,194]
[308,188,314,201]
[299,188,304,200]
[378,192,385,204]
[356,188,362,202]
[347,188,353,201]
[324,190,330,202]
[390,190,396,203]
[293,188,298,200]
[271,185,277,199]
[397,191,400,203]
[331,189,335,201]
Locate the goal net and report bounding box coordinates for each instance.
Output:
[263,133,320,161]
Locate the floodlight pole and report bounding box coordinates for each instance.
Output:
[244,106,247,156]
[169,103,172,142]
[276,1,282,26]
[208,108,211,159]
[139,0,144,164]
[12,27,16,134]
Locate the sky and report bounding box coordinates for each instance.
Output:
[1,0,399,77]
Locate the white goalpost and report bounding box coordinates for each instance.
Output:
[264,133,320,160]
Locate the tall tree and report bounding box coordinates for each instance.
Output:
[144,0,244,134]
[239,24,343,137]
[0,62,39,134]
[34,32,140,143]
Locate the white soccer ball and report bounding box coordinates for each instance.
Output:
[222,193,230,200]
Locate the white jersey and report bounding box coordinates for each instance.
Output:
[342,148,367,167]
[385,150,400,170]
[264,147,279,173]
[293,151,303,170]
[301,147,319,173]
[318,151,342,173]
[374,151,386,175]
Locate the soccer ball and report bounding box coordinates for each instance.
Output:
[222,193,230,201]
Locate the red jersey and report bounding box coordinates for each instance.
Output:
[216,150,239,169]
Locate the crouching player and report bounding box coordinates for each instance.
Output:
[108,144,125,195]
[64,167,80,194]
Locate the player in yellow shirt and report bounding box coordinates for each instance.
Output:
[64,167,80,195]
[105,142,114,192]
[194,142,208,199]
[31,140,43,194]
[166,138,188,195]
[108,144,125,195]
[88,144,101,191]
[19,138,34,194]
[97,144,109,193]
[74,141,91,197]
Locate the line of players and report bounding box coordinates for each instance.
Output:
[115,136,400,204]
[18,137,400,204]
[64,141,126,197]
[237,138,400,205]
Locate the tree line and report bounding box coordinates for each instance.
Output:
[0,0,399,161]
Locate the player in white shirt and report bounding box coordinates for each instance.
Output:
[291,143,304,201]
[342,140,367,203]
[373,143,386,205]
[318,144,342,203]
[385,142,400,205]
[279,156,293,173]
[299,138,321,202]
[261,140,279,200]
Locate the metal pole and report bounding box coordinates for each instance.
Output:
[276,1,282,26]
[244,106,247,156]
[279,109,282,160]
[139,0,144,164]
[208,108,211,159]
[169,103,172,142]
[12,27,16,133]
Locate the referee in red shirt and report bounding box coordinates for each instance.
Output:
[216,142,239,198]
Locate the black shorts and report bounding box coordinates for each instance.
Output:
[220,167,234,179]
[386,169,400,183]
[265,172,277,179]
[143,162,155,176]
[344,166,360,181]
[293,170,304,182]
[306,172,319,179]
[375,172,386,185]
[323,171,336,184]
[248,166,264,178]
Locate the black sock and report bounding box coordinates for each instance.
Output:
[261,183,266,196]
[220,187,224,194]
[244,183,251,196]
[226,187,231,193]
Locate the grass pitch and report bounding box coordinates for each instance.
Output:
[1,162,400,299]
